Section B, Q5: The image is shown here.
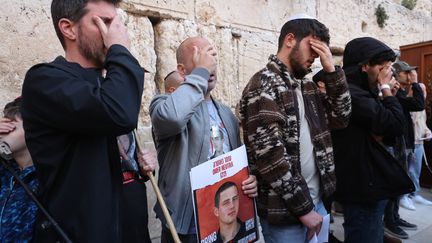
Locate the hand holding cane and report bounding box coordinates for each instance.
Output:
[133,130,181,243]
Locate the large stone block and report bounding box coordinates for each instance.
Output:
[376,1,432,48]
[153,19,198,93]
[121,0,195,20]
[154,23,279,110]
[1,1,432,243]
[0,87,21,112]
[410,0,432,16]
[0,0,61,92]
[123,12,158,125]
[317,0,368,48]
[318,0,432,50]
[199,26,278,109]
[195,0,316,32]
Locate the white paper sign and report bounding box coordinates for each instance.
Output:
[190,145,248,190]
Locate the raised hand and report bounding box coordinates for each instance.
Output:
[0,118,15,136]
[377,64,393,86]
[192,45,217,75]
[390,79,400,96]
[93,13,130,50]
[310,39,335,73]
[408,69,418,84]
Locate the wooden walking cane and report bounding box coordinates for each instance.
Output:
[133,130,182,243]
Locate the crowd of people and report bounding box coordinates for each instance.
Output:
[1,0,431,243]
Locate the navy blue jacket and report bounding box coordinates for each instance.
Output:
[0,163,38,242]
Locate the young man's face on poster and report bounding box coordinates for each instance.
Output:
[214,185,240,224]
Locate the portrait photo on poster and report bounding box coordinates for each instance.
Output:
[190,145,258,243]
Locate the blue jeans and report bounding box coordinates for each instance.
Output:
[260,200,327,243]
[409,144,424,194]
[343,200,388,243]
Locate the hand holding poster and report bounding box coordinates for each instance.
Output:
[190,145,258,243]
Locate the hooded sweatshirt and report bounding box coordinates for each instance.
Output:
[332,37,414,203]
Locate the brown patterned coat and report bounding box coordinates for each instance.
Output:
[239,55,351,224]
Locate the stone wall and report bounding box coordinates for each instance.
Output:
[1,0,431,118]
[1,0,431,241]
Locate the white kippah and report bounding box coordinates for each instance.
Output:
[288,13,316,21]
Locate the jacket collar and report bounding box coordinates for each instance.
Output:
[267,54,304,88]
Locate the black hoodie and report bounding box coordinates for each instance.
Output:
[332,37,414,203]
[343,37,424,151]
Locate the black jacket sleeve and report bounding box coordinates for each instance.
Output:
[396,83,424,112]
[350,85,405,137]
[22,45,144,135]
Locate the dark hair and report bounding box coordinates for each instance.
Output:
[51,0,121,49]
[3,97,22,120]
[278,19,330,52]
[214,181,237,207]
[367,50,396,66]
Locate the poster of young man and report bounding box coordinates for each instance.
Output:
[190,145,258,243]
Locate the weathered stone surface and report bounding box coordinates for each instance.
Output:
[122,0,194,20]
[0,0,60,109]
[153,23,278,109]
[123,12,158,125]
[378,1,432,48]
[154,19,198,93]
[194,0,316,32]
[2,0,432,114]
[0,87,21,114]
[1,0,432,241]
[318,0,432,49]
[197,26,279,109]
[409,0,432,16]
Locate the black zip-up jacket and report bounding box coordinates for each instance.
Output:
[21,45,144,242]
[383,84,424,150]
[334,37,414,204]
[332,69,414,203]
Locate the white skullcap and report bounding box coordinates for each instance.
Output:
[288,13,316,21]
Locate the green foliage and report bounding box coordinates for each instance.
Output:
[401,0,417,10]
[375,4,389,28]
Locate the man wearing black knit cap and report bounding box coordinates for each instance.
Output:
[332,37,414,243]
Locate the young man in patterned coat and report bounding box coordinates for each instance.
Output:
[239,14,351,242]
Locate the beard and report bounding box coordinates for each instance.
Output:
[77,25,105,68]
[288,42,311,79]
